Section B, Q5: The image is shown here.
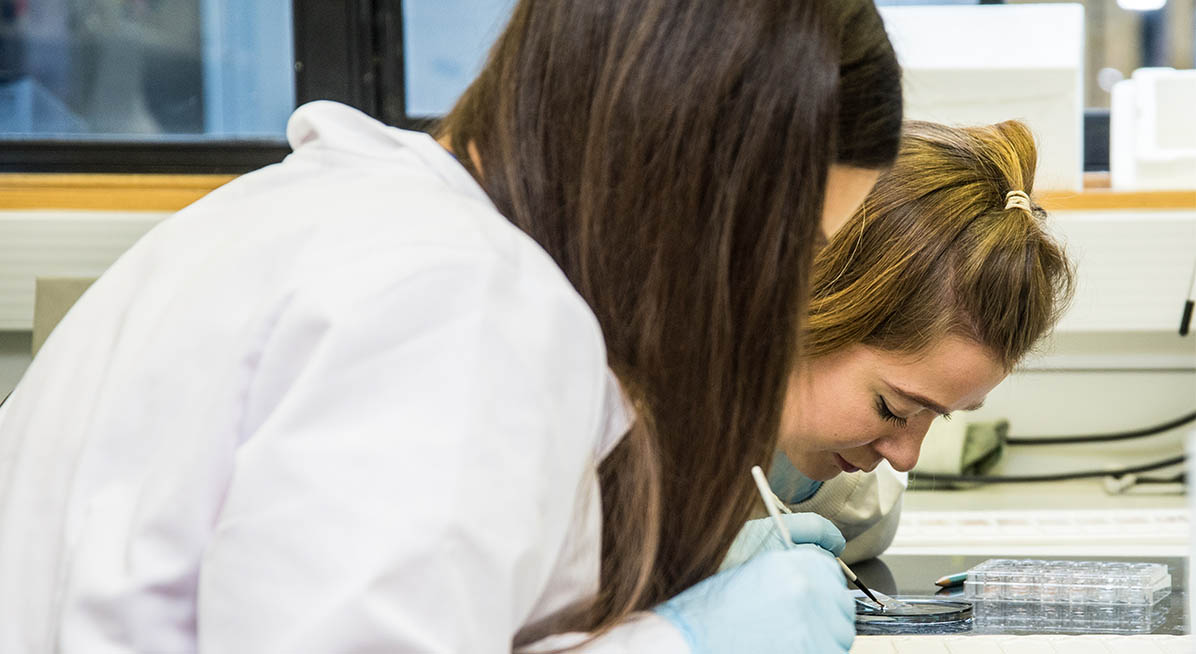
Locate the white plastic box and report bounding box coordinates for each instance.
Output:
[1110,68,1196,190]
[878,3,1085,191]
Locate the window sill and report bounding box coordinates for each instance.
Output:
[0,174,238,212]
[0,173,1191,214]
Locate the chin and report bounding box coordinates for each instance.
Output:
[787,451,844,482]
[809,460,843,482]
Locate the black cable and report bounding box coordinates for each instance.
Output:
[1005,410,1196,445]
[909,454,1185,486]
[1134,472,1185,484]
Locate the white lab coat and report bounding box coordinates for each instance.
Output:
[0,101,687,653]
[787,464,907,564]
[765,452,907,564]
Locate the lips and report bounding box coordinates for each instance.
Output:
[834,453,860,473]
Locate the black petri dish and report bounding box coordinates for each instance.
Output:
[856,598,974,635]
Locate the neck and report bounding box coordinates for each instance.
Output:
[437,133,485,177]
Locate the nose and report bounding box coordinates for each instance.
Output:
[873,422,931,473]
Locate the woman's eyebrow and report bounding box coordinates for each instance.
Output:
[886,383,985,415]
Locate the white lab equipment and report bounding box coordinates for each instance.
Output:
[0,101,690,653]
[1117,0,1167,11]
[971,599,1170,634]
[912,418,1006,476]
[963,559,1175,635]
[878,3,1085,191]
[1111,68,1196,190]
[965,559,1171,606]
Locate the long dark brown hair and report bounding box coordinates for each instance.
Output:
[438,0,902,643]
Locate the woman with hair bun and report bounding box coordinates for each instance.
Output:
[727,120,1076,568]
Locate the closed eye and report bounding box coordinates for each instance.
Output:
[874,395,908,428]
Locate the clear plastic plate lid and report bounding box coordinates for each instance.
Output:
[964,559,1171,606]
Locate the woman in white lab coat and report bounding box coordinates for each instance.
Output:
[0,2,902,654]
[729,120,1076,568]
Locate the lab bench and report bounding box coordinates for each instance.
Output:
[850,479,1192,651]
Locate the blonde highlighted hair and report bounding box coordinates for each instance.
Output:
[805,120,1075,368]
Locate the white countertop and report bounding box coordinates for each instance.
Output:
[894,480,1187,558]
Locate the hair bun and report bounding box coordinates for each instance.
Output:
[1004,190,1032,212]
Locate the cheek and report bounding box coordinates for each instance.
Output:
[788,378,881,452]
[811,410,881,450]
[778,377,802,441]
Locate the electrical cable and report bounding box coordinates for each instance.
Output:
[1133,471,1185,484]
[1181,259,1195,336]
[909,453,1185,486]
[1005,410,1196,445]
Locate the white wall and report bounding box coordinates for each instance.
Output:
[0,207,1192,475]
[970,207,1196,477]
[963,331,1195,476]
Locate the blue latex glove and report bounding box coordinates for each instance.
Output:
[719,512,846,572]
[655,546,855,654]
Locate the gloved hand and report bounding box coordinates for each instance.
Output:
[719,512,846,572]
[654,545,855,654]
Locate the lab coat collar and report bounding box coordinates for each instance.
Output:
[597,369,635,462]
[286,100,495,211]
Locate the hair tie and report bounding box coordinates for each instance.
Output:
[1004,190,1032,212]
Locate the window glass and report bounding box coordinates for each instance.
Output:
[402,0,516,118]
[0,0,294,141]
[396,1,987,120]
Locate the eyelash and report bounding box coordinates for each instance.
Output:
[875,396,908,428]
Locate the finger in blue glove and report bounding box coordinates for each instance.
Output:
[720,512,845,572]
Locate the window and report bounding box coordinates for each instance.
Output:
[0,0,407,174]
[400,0,515,120]
[3,1,1189,174]
[0,0,294,141]
[0,0,306,173]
